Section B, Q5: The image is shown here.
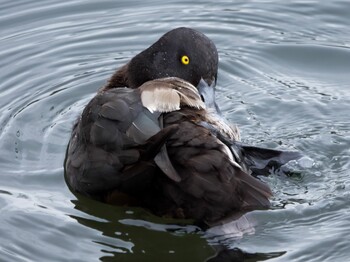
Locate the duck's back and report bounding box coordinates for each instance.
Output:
[65,87,177,200]
[155,108,272,226]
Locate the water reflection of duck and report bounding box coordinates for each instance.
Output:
[65,27,301,228]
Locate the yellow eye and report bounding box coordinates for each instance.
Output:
[181,55,190,65]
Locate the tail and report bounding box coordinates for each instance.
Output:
[231,142,303,177]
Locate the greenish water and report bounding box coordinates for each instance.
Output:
[1,0,349,261]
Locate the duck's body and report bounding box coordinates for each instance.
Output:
[65,28,301,227]
[66,77,272,227]
[157,109,272,226]
[65,77,204,199]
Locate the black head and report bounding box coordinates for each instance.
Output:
[126,27,218,88]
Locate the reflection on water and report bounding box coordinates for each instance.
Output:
[71,195,214,261]
[71,194,287,261]
[207,248,286,262]
[1,0,350,261]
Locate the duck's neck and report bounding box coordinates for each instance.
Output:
[101,63,130,91]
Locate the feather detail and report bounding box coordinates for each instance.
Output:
[140,77,205,113]
[141,87,181,113]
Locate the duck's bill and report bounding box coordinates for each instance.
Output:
[197,78,221,113]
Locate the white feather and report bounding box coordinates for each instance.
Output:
[141,88,181,113]
[140,77,205,113]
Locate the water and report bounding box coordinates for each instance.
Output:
[1,0,349,261]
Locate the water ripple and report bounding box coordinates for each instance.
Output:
[1,0,350,261]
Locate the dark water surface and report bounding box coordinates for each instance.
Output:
[1,0,349,261]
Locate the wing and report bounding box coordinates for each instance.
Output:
[161,111,272,227]
[64,88,175,198]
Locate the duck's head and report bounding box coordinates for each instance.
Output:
[106,27,218,90]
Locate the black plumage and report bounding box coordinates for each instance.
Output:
[65,28,301,227]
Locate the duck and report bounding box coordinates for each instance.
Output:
[65,27,301,228]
